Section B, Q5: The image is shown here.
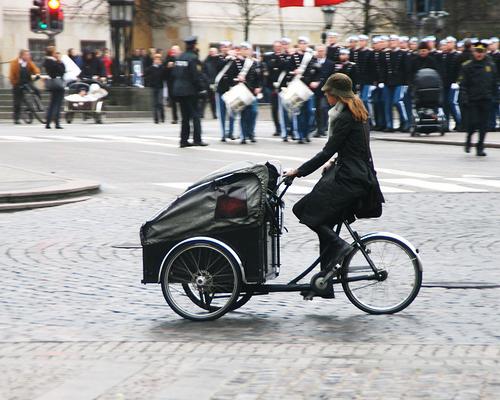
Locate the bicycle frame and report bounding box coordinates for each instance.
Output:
[242,181,385,295]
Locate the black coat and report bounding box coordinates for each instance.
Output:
[144,64,167,89]
[293,108,382,227]
[171,50,204,97]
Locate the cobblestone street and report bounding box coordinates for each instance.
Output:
[1,122,500,398]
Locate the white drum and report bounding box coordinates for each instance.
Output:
[279,78,314,113]
[222,83,255,113]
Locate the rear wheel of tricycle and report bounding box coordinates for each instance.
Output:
[161,239,242,321]
[341,235,422,315]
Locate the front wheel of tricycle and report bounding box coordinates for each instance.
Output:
[341,234,422,315]
[160,239,242,321]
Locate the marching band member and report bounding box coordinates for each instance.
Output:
[354,35,377,126]
[326,32,342,62]
[313,44,335,137]
[214,41,236,141]
[286,36,320,143]
[263,41,286,136]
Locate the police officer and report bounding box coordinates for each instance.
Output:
[459,41,498,156]
[263,40,286,136]
[382,35,409,132]
[171,36,208,148]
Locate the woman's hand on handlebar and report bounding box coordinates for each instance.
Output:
[283,168,298,185]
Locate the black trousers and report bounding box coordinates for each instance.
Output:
[46,89,64,125]
[152,87,165,122]
[12,86,23,122]
[178,95,202,144]
[308,224,341,270]
[270,90,281,134]
[466,100,491,150]
[201,89,217,119]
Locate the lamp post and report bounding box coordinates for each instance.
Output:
[108,0,134,85]
[321,6,336,44]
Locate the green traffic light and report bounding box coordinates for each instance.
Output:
[39,22,47,29]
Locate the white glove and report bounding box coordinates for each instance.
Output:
[378,83,385,89]
[451,83,459,89]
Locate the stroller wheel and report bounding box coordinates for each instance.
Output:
[65,113,74,124]
[94,114,103,124]
[410,126,417,137]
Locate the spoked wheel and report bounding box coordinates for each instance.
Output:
[341,234,422,314]
[161,240,242,321]
[24,94,46,124]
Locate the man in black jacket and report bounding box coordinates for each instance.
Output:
[262,41,285,136]
[144,53,167,123]
[313,44,335,137]
[202,47,219,120]
[172,36,208,148]
[459,41,498,156]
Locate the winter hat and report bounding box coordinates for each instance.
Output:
[322,73,355,98]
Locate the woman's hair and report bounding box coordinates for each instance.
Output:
[338,95,369,122]
[45,46,56,57]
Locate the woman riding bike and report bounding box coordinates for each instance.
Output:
[284,73,384,272]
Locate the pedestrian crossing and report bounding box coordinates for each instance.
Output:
[154,174,500,195]
[2,134,500,194]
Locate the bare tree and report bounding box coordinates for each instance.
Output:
[341,0,411,36]
[231,0,271,41]
[73,0,177,28]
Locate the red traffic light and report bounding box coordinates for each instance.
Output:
[48,0,60,10]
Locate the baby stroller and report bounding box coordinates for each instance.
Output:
[410,68,447,136]
[64,79,108,124]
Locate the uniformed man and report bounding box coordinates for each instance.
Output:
[227,42,262,144]
[439,37,462,131]
[488,37,499,131]
[372,36,387,131]
[171,36,208,148]
[277,37,296,141]
[202,47,220,120]
[334,48,358,88]
[346,36,358,60]
[313,44,335,137]
[458,41,498,156]
[354,34,377,126]
[409,37,419,53]
[214,41,237,141]
[382,35,409,132]
[286,36,320,143]
[263,40,285,136]
[326,32,342,62]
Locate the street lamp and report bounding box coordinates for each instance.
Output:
[108,0,134,84]
[321,6,336,44]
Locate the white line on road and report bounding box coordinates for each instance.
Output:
[141,150,179,157]
[377,168,441,179]
[379,178,486,192]
[447,177,500,188]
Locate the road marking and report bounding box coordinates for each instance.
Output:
[447,177,500,188]
[141,150,179,157]
[153,182,191,189]
[377,168,441,179]
[0,135,50,142]
[380,186,414,193]
[379,178,486,192]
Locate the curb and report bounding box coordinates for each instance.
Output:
[0,196,92,211]
[0,180,100,203]
[373,136,500,149]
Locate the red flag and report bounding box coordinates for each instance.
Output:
[279,0,348,7]
[314,0,348,5]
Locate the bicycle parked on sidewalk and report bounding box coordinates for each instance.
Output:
[140,162,423,321]
[19,76,46,124]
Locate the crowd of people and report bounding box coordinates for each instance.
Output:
[160,33,498,153]
[8,32,499,154]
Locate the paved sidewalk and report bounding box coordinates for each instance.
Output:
[373,130,500,148]
[0,164,100,211]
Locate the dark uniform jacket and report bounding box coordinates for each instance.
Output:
[226,57,261,92]
[459,58,498,103]
[326,45,341,62]
[144,64,167,89]
[293,108,382,227]
[286,52,320,86]
[203,55,220,84]
[262,52,286,90]
[215,55,235,94]
[353,48,376,85]
[333,61,358,88]
[315,58,335,96]
[171,50,204,97]
[438,51,462,86]
[382,49,407,86]
[373,50,385,84]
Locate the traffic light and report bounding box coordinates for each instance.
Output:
[29,0,63,34]
[47,0,64,32]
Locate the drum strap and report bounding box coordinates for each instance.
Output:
[296,51,313,78]
[214,60,234,91]
[239,58,254,78]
